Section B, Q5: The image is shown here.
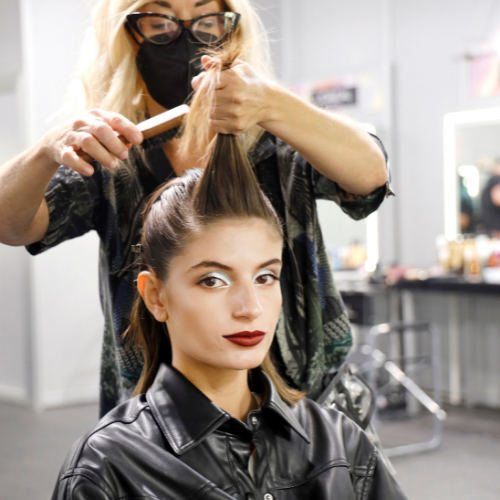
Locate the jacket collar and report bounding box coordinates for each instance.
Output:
[257,370,310,444]
[147,364,309,455]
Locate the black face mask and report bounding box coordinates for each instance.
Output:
[136,30,204,110]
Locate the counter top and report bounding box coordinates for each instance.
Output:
[392,277,500,295]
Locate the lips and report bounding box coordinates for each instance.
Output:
[223,331,266,347]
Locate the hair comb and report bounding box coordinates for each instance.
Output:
[77,104,189,163]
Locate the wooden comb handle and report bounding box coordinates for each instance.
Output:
[77,105,189,163]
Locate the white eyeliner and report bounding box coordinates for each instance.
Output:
[201,271,232,287]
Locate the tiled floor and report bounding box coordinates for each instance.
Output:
[0,400,499,499]
[377,406,500,500]
[0,401,99,500]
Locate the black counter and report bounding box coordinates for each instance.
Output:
[392,277,500,295]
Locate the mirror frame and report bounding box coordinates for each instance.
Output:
[443,107,500,239]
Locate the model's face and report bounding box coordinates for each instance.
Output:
[140,218,283,374]
[138,0,224,21]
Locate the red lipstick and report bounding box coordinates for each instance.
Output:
[223,331,265,347]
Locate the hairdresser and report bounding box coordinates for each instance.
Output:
[0,0,390,417]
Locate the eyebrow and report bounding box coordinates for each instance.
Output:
[153,0,218,8]
[189,258,282,272]
[195,0,218,6]
[153,1,172,7]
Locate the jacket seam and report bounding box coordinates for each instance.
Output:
[115,481,217,500]
[350,465,369,476]
[62,404,149,495]
[116,497,160,500]
[60,470,114,500]
[225,435,244,498]
[187,482,217,500]
[274,459,349,489]
[361,450,378,500]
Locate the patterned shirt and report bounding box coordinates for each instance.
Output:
[27,130,390,417]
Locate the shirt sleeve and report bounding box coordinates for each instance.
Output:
[26,164,104,256]
[304,133,393,221]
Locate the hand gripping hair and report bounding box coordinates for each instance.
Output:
[125,37,303,404]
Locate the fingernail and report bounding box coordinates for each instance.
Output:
[84,166,94,176]
[109,159,117,170]
[119,150,129,160]
[132,132,142,144]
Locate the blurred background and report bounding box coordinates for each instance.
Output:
[1,0,500,498]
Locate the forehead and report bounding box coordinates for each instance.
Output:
[176,219,283,270]
[137,0,224,13]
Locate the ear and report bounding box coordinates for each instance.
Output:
[137,271,169,322]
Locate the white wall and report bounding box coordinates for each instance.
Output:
[271,0,500,267]
[0,0,31,404]
[0,0,22,89]
[0,243,30,403]
[392,0,500,266]
[258,0,397,265]
[20,0,102,409]
[31,235,102,408]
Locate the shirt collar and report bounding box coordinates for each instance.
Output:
[147,364,309,455]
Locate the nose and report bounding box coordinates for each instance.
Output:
[232,283,263,321]
[175,6,195,21]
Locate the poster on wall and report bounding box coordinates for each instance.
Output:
[290,72,385,134]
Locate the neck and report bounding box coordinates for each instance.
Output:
[172,354,257,421]
[146,97,216,176]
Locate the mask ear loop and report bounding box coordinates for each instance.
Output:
[125,22,142,46]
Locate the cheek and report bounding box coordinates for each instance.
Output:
[165,288,228,347]
[265,286,282,319]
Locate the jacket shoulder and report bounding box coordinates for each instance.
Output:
[53,395,154,494]
[294,397,377,465]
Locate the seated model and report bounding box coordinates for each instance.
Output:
[52,49,406,500]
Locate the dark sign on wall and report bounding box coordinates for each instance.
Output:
[312,86,357,109]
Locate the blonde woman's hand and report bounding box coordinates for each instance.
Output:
[191,55,274,135]
[45,109,143,176]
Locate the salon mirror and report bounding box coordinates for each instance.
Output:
[444,107,500,238]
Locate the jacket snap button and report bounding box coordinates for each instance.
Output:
[264,494,274,500]
[251,416,258,426]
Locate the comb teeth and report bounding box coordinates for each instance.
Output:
[141,127,181,151]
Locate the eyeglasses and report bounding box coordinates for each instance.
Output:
[126,11,240,46]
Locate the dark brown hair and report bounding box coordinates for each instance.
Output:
[125,38,303,405]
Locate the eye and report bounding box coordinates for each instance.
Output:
[254,272,280,286]
[197,272,230,289]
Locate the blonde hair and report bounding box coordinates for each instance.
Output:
[70,0,272,152]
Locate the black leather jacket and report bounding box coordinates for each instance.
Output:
[52,364,407,500]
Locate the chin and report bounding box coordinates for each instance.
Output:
[213,350,267,371]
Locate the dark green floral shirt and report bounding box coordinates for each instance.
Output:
[27,131,390,416]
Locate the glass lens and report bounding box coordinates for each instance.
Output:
[192,15,233,44]
[137,16,180,44]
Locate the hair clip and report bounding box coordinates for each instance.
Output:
[131,244,142,254]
